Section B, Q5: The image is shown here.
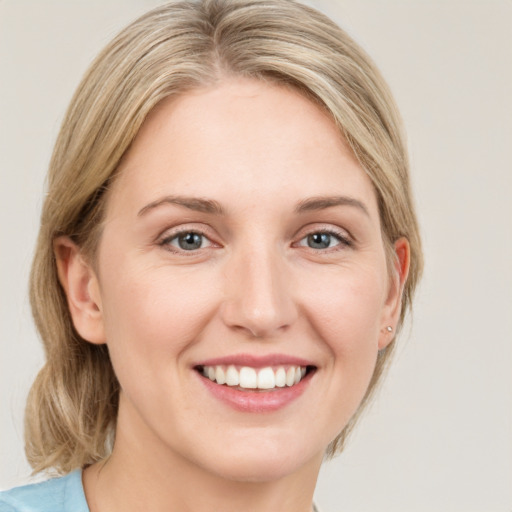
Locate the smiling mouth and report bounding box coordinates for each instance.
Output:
[195,365,316,391]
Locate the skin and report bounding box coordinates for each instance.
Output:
[55,77,409,512]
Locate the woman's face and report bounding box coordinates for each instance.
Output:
[73,78,405,482]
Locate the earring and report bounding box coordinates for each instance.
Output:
[386,326,393,332]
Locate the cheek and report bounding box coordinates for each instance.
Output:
[301,265,386,345]
[297,262,387,405]
[298,266,387,432]
[98,257,219,375]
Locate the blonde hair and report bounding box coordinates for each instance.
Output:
[26,0,423,474]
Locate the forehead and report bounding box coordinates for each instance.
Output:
[108,77,379,219]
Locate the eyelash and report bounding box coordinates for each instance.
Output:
[157,226,353,254]
[296,228,353,251]
[159,228,216,254]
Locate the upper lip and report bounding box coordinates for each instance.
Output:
[194,353,315,368]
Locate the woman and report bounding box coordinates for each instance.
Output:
[0,0,422,510]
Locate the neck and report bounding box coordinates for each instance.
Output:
[83,404,322,512]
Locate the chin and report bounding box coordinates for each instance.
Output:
[195,436,324,483]
[208,456,309,483]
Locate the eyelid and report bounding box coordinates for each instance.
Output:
[293,224,354,249]
[157,223,221,251]
[155,222,354,253]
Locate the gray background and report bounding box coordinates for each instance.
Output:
[1,1,511,510]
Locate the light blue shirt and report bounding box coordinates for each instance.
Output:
[0,470,89,512]
[0,470,323,511]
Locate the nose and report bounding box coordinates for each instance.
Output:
[221,245,298,339]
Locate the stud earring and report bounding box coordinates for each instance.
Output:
[386,326,393,332]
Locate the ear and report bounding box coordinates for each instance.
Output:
[378,237,410,350]
[54,236,106,345]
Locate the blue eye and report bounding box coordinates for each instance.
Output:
[298,231,349,250]
[164,231,211,251]
[307,233,335,249]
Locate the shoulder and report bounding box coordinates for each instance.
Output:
[0,470,89,512]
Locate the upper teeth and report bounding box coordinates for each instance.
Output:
[202,365,307,390]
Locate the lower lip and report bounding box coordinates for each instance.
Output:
[197,372,312,412]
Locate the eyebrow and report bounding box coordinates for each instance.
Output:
[138,196,225,216]
[295,196,369,216]
[137,194,369,217]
